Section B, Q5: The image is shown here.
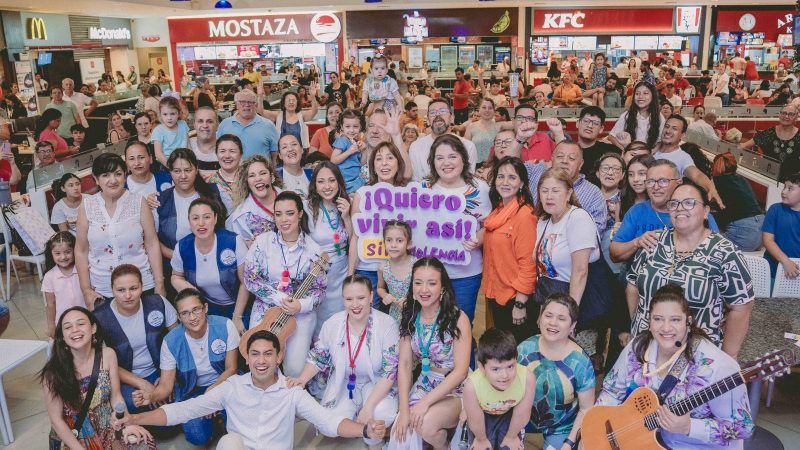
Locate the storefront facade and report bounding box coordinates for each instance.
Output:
[345,8,520,76]
[166,12,343,90]
[711,6,794,71]
[529,7,705,71]
[132,17,171,84]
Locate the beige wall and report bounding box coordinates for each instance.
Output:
[136,47,169,77]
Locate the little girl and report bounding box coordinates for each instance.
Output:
[152,96,189,168]
[50,173,88,236]
[589,53,608,107]
[359,56,404,115]
[331,109,367,193]
[42,232,86,338]
[377,220,416,322]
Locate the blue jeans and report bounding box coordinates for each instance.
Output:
[355,269,381,309]
[207,302,235,319]
[181,385,223,446]
[543,432,571,450]
[452,274,482,322]
[724,214,764,252]
[120,370,174,436]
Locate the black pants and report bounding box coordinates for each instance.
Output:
[488,297,539,345]
[454,108,469,125]
[467,409,522,449]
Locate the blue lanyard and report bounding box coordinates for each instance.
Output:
[415,310,440,359]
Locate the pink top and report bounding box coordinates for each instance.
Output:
[38,129,68,151]
[41,266,86,327]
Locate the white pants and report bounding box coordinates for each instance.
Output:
[326,380,398,446]
[281,311,316,378]
[216,433,246,450]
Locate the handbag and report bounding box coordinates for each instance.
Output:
[1,202,55,255]
[73,348,102,439]
[532,209,612,328]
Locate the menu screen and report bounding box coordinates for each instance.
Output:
[237,45,259,58]
[610,36,635,50]
[194,46,217,60]
[658,36,684,49]
[717,32,740,45]
[548,36,572,50]
[572,36,597,50]
[634,36,658,50]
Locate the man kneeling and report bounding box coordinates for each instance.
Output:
[117,330,385,450]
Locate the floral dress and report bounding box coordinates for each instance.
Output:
[405,318,462,405]
[49,369,155,450]
[381,257,416,322]
[225,193,281,242]
[597,338,754,449]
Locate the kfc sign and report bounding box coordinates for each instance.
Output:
[534,8,677,34]
[541,12,585,29]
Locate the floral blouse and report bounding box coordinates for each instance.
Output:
[597,338,754,449]
[627,231,754,345]
[242,232,327,324]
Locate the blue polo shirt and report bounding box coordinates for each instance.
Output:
[217,113,278,159]
[613,200,719,244]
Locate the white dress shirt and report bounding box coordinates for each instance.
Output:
[161,372,346,450]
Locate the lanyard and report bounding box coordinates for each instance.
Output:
[415,309,440,383]
[346,317,368,399]
[277,239,303,292]
[321,204,343,255]
[251,192,275,217]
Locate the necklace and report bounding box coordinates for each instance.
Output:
[278,238,303,292]
[345,317,369,399]
[655,208,670,232]
[642,345,684,379]
[666,231,704,276]
[252,192,275,217]
[415,309,441,384]
[322,204,343,256]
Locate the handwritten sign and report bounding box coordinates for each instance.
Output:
[352,182,479,265]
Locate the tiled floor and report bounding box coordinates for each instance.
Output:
[1,268,797,449]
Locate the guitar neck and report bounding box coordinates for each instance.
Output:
[667,371,746,416]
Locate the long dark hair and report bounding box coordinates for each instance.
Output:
[52,173,81,202]
[44,231,76,272]
[681,143,712,178]
[275,190,310,235]
[625,82,661,149]
[620,154,656,218]
[400,257,461,343]
[632,284,709,365]
[39,307,104,409]
[307,162,348,223]
[489,156,535,211]
[36,108,62,140]
[427,134,474,187]
[167,148,227,216]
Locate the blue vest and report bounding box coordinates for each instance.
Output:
[124,171,173,193]
[157,183,223,250]
[95,294,167,372]
[163,314,229,401]
[178,229,240,305]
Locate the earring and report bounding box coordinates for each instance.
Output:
[92,335,97,344]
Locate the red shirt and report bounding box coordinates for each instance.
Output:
[779,57,792,70]
[488,132,555,162]
[744,61,759,81]
[452,79,472,110]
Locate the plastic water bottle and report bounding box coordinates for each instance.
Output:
[457,422,469,450]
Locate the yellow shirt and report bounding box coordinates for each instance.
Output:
[469,363,527,415]
[361,62,371,75]
[242,71,262,85]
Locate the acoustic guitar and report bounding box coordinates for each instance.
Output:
[239,252,330,358]
[582,348,795,450]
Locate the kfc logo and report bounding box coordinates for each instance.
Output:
[542,12,585,29]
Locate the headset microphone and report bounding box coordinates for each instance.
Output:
[675,340,683,348]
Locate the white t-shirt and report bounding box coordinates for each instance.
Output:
[687,120,720,142]
[666,94,682,108]
[174,191,200,241]
[190,137,219,165]
[170,235,248,305]
[160,319,240,387]
[281,169,310,199]
[413,94,432,118]
[110,297,178,377]
[409,133,478,182]
[535,206,600,283]
[50,195,89,235]
[127,175,162,223]
[652,148,696,176]
[711,72,730,95]
[609,111,665,145]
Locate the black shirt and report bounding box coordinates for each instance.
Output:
[324,83,350,106]
[580,140,621,186]
[712,173,763,228]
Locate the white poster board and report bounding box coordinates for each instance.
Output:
[79,58,106,86]
[14,60,37,116]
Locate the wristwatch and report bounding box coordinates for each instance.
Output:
[513,300,527,310]
[563,438,577,450]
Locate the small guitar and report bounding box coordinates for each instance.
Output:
[582,349,795,450]
[239,252,330,358]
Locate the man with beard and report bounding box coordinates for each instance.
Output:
[190,107,220,177]
[409,98,478,181]
[652,114,723,207]
[581,75,620,108]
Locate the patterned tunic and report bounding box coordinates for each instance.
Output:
[381,257,416,322]
[597,338,754,449]
[753,127,800,182]
[627,231,754,345]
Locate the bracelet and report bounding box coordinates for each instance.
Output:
[513,301,527,310]
[563,438,576,450]
[362,423,370,439]
[233,315,243,319]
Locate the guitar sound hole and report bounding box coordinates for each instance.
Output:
[635,396,653,414]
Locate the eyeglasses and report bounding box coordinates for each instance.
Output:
[580,118,602,128]
[599,165,622,174]
[429,108,449,117]
[645,178,679,188]
[779,111,797,118]
[666,198,704,211]
[36,148,55,154]
[515,115,537,123]
[178,306,205,320]
[493,138,514,147]
[237,101,257,106]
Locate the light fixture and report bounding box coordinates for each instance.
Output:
[214,0,232,7]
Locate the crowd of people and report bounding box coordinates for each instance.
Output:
[2,50,798,450]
